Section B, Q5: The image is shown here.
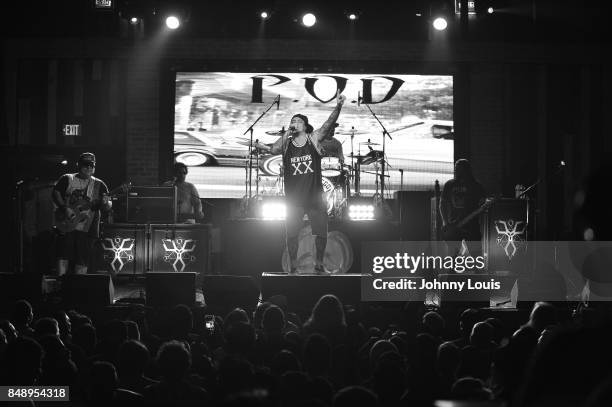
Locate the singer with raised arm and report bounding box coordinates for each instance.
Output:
[162,162,204,223]
[255,90,347,274]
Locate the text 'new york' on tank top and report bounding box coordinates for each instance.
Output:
[283,136,323,206]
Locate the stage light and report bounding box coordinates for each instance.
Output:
[260,11,269,19]
[348,204,375,221]
[130,17,138,24]
[348,13,357,21]
[262,202,286,220]
[61,160,68,165]
[432,17,448,31]
[302,13,316,27]
[165,15,180,29]
[487,7,494,14]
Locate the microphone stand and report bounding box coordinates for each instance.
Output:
[242,95,279,214]
[360,101,392,203]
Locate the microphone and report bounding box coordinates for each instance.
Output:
[287,126,295,139]
[357,91,361,107]
[275,95,280,110]
[289,126,296,132]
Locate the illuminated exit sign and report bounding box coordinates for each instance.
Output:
[62,124,81,136]
[94,0,114,10]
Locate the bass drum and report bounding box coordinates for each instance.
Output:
[281,225,353,274]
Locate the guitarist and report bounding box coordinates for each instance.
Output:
[52,152,111,275]
[440,159,486,258]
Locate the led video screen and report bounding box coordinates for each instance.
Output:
[174,72,453,198]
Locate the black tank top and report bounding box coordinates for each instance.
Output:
[283,137,323,207]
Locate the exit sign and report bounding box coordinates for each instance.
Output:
[94,0,114,10]
[62,124,81,136]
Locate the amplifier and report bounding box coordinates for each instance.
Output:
[126,186,177,223]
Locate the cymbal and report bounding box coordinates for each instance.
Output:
[360,141,380,146]
[265,130,285,135]
[336,128,368,135]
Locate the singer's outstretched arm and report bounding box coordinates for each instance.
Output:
[254,132,288,155]
[313,90,346,142]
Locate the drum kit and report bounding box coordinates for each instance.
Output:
[237,126,389,218]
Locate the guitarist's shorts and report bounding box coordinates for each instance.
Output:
[57,230,94,266]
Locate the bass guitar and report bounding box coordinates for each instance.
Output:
[441,197,496,241]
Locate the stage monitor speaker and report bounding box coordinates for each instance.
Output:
[394,191,433,240]
[150,224,212,273]
[437,273,491,309]
[93,224,147,275]
[146,272,196,307]
[261,274,362,311]
[0,273,44,308]
[202,275,260,313]
[126,186,177,223]
[62,274,114,307]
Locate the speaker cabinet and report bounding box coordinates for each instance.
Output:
[146,272,196,307]
[62,274,114,307]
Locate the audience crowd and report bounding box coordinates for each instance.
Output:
[1,295,612,407]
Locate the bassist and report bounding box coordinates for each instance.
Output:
[52,152,111,275]
[440,159,486,257]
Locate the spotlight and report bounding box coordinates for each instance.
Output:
[432,17,448,31]
[130,17,138,24]
[347,13,358,21]
[260,11,269,19]
[262,201,286,220]
[61,160,68,166]
[348,204,375,221]
[301,13,316,27]
[487,7,494,14]
[165,15,180,29]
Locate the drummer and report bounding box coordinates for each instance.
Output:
[319,122,344,164]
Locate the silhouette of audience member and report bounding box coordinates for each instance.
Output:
[422,311,445,342]
[303,333,332,379]
[334,386,379,407]
[270,349,302,377]
[470,321,496,350]
[168,304,194,342]
[117,340,158,394]
[451,377,492,400]
[451,308,480,349]
[143,340,208,406]
[0,320,18,343]
[52,310,72,343]
[38,334,77,386]
[1,337,43,385]
[87,361,143,406]
[34,317,59,339]
[303,295,347,346]
[224,321,256,359]
[527,302,558,335]
[72,322,97,357]
[372,351,406,407]
[437,341,461,397]
[11,300,35,338]
[93,319,128,365]
[125,320,141,341]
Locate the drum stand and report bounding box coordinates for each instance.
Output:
[360,100,393,205]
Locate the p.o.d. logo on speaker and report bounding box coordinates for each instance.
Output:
[161,238,197,272]
[101,237,135,272]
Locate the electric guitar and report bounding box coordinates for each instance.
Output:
[441,197,496,241]
[55,182,130,233]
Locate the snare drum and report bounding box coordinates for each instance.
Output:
[321,157,342,177]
